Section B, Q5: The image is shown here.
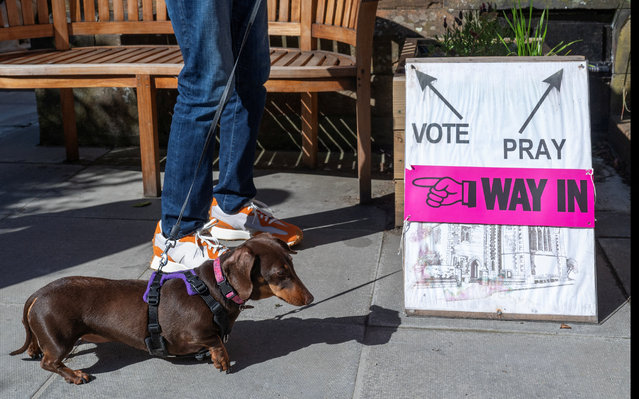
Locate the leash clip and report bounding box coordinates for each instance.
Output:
[158,238,176,271]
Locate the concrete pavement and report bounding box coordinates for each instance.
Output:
[0,89,630,398]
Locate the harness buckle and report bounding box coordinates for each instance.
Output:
[218,280,235,297]
[145,335,168,357]
[147,292,160,306]
[185,273,209,295]
[148,323,162,334]
[191,279,209,295]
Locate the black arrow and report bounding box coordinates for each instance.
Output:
[412,65,463,120]
[519,69,564,134]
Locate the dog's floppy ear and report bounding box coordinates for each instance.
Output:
[274,236,297,254]
[223,247,255,301]
[254,233,297,254]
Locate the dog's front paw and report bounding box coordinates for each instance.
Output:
[63,369,92,384]
[209,344,230,373]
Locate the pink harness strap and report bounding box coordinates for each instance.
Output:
[213,258,245,305]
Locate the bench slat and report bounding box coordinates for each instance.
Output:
[0,24,53,41]
[0,76,138,89]
[83,0,96,22]
[306,52,327,67]
[0,49,54,64]
[5,0,21,27]
[69,0,81,22]
[265,78,353,92]
[113,0,125,21]
[342,0,353,29]
[278,0,290,22]
[28,50,84,64]
[271,49,301,67]
[36,0,49,24]
[91,47,150,63]
[156,0,168,21]
[69,21,174,35]
[324,0,335,26]
[142,0,154,21]
[98,0,109,22]
[0,46,354,79]
[334,0,345,27]
[290,0,301,22]
[127,0,138,21]
[289,52,313,67]
[76,48,131,64]
[55,48,113,63]
[316,0,326,24]
[350,0,361,28]
[267,21,301,37]
[21,0,35,25]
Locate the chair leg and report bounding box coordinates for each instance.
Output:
[356,77,372,204]
[301,92,318,168]
[59,88,78,161]
[136,75,161,197]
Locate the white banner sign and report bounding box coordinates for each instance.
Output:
[403,58,597,321]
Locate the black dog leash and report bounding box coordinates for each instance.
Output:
[147,0,264,358]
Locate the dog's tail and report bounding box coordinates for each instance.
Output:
[10,295,38,356]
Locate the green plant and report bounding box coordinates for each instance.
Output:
[435,3,509,56]
[498,0,580,56]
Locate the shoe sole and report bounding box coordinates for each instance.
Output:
[149,256,194,273]
[209,227,302,247]
[208,226,252,241]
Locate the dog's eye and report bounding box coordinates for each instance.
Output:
[272,269,288,280]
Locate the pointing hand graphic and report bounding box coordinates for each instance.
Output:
[412,177,476,208]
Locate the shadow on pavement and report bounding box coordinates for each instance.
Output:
[56,306,400,378]
[0,194,390,289]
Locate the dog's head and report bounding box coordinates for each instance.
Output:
[222,234,313,306]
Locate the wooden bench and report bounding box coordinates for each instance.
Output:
[0,0,378,202]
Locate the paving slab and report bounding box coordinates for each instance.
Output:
[1,303,53,399]
[13,166,162,220]
[597,237,631,297]
[0,215,153,302]
[353,325,631,399]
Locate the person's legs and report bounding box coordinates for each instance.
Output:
[161,0,236,238]
[205,0,302,247]
[153,0,241,270]
[214,0,270,214]
[160,0,302,253]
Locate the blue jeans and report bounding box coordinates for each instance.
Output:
[161,0,270,238]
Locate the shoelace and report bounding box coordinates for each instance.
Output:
[203,199,282,230]
[246,200,280,226]
[195,228,228,257]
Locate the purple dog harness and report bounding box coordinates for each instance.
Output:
[143,258,244,357]
[143,258,244,305]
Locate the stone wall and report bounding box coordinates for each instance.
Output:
[37,0,630,167]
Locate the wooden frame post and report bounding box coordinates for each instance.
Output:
[136,74,161,197]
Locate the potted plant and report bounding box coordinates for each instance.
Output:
[425,1,579,58]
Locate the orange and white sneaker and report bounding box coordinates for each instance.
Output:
[205,198,303,246]
[150,221,228,272]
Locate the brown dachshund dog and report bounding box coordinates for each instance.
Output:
[11,233,313,384]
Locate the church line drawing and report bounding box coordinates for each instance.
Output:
[409,223,578,295]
